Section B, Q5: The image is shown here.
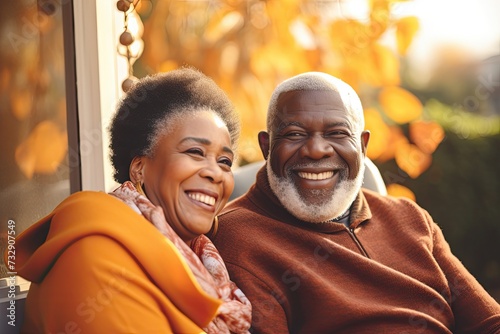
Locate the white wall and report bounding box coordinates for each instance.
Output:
[73,0,128,191]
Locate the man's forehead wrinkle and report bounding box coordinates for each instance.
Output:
[279,91,347,111]
[275,119,354,135]
[276,121,303,132]
[326,120,351,128]
[273,89,363,134]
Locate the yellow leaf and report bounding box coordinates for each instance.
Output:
[15,121,68,179]
[369,0,391,36]
[250,44,301,78]
[354,48,383,86]
[396,16,419,55]
[364,108,391,160]
[358,44,400,87]
[379,86,423,124]
[409,120,445,154]
[395,142,432,178]
[386,183,416,201]
[330,20,367,56]
[373,44,400,86]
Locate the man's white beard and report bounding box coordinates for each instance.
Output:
[266,159,365,223]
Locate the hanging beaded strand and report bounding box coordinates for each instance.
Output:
[117,0,143,92]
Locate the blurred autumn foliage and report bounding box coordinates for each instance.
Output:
[1,2,68,182]
[134,0,445,199]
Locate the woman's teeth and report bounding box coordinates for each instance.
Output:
[188,192,216,206]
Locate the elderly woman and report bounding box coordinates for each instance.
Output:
[12,68,251,333]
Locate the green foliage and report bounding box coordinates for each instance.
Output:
[377,132,500,301]
[425,99,500,138]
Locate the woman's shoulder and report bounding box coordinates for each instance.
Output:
[54,190,126,213]
[15,191,142,277]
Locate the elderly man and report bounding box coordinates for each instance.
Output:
[211,72,500,333]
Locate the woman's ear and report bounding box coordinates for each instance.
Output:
[258,131,270,160]
[129,156,145,183]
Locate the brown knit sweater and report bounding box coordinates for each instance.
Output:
[211,166,500,334]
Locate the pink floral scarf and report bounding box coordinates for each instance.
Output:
[110,181,251,333]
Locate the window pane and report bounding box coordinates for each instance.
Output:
[0,1,71,277]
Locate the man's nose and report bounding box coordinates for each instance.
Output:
[300,134,334,160]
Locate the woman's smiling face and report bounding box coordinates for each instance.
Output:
[136,110,235,243]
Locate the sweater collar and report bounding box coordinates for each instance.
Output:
[246,165,372,233]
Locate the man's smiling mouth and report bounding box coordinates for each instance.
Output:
[297,171,334,180]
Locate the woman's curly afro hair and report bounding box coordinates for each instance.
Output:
[109,67,240,183]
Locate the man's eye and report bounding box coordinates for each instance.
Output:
[326,131,349,137]
[284,132,304,138]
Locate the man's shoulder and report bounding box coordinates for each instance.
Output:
[361,188,429,224]
[362,188,419,207]
[220,193,256,216]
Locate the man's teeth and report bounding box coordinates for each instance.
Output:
[298,171,334,180]
[188,192,216,206]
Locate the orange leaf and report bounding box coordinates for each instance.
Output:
[375,126,408,162]
[409,120,445,154]
[395,142,432,178]
[396,16,419,55]
[11,89,33,121]
[364,108,391,160]
[379,86,423,124]
[386,183,416,201]
[15,121,68,179]
[340,43,399,87]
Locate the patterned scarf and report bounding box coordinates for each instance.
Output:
[110,182,251,333]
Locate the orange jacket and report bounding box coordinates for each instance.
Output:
[12,191,221,333]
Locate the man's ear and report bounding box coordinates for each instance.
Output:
[129,156,145,183]
[360,130,370,157]
[258,131,270,160]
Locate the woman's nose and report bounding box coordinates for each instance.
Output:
[199,160,223,183]
[300,135,334,160]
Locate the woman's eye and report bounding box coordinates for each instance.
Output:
[186,148,204,156]
[219,158,233,168]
